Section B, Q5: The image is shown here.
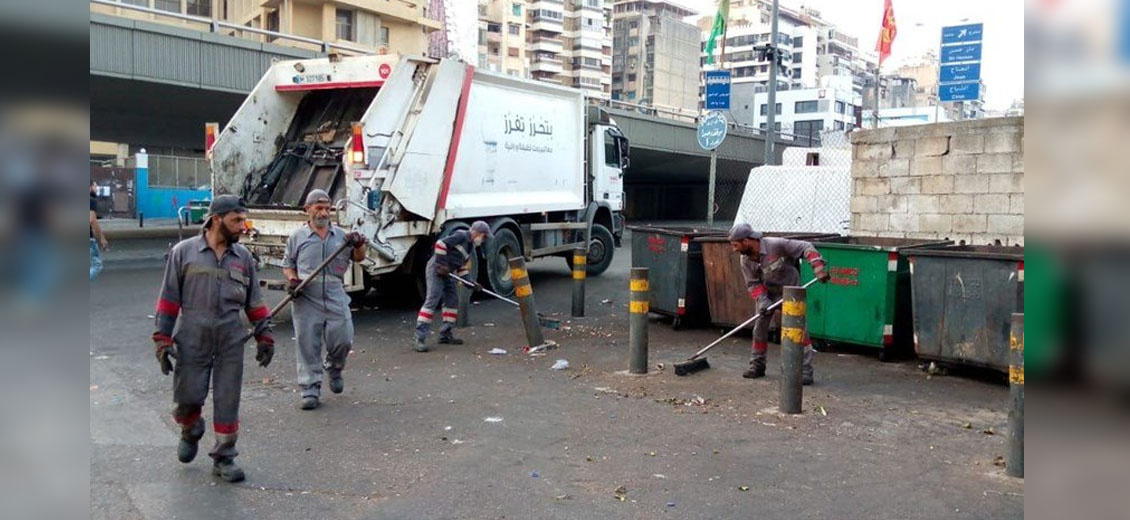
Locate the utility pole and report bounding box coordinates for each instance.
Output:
[873,67,881,129]
[762,0,780,166]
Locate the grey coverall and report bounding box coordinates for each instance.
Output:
[154,234,272,462]
[739,237,826,376]
[284,224,354,399]
[415,230,474,341]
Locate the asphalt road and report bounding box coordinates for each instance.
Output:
[90,240,1022,519]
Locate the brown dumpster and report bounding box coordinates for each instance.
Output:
[697,233,840,328]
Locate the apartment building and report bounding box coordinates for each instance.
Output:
[92,0,441,54]
[697,0,874,99]
[477,0,612,98]
[611,0,701,111]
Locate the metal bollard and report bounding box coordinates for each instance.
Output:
[1006,313,1024,478]
[456,281,471,328]
[629,268,649,374]
[139,212,144,228]
[779,285,806,414]
[508,256,547,348]
[572,246,586,318]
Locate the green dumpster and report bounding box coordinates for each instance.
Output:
[799,236,950,360]
[187,200,210,224]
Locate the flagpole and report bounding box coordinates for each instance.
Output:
[873,65,880,129]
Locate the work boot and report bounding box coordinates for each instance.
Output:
[212,458,246,483]
[329,375,344,394]
[438,335,464,345]
[802,373,814,386]
[413,336,430,352]
[300,396,320,410]
[742,366,766,379]
[743,358,767,379]
[177,418,205,463]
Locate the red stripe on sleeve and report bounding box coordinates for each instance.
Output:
[214,421,239,434]
[750,285,767,300]
[156,298,181,316]
[247,305,270,322]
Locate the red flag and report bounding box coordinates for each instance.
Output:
[875,0,897,66]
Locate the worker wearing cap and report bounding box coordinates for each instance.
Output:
[729,223,830,384]
[152,195,274,483]
[414,221,492,352]
[283,189,368,411]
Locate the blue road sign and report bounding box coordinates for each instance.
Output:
[941,23,984,45]
[941,42,982,63]
[704,70,732,110]
[940,63,981,83]
[697,111,728,150]
[939,81,981,102]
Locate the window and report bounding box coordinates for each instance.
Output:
[795,100,818,113]
[487,22,501,33]
[584,57,600,67]
[792,52,802,63]
[627,73,636,82]
[794,119,824,136]
[335,9,355,41]
[265,10,279,33]
[793,36,803,47]
[834,120,845,130]
[759,103,781,115]
[512,2,521,16]
[604,130,621,166]
[508,47,519,57]
[186,0,210,16]
[835,101,846,114]
[380,27,390,45]
[629,21,638,29]
[758,122,782,131]
[154,0,179,13]
[509,23,520,35]
[627,37,638,47]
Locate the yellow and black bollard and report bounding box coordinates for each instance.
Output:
[1007,313,1024,478]
[779,285,807,414]
[629,268,649,374]
[508,256,547,349]
[572,246,587,318]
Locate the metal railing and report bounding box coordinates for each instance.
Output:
[145,155,211,189]
[91,0,374,55]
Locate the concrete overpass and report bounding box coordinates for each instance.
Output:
[90,7,814,220]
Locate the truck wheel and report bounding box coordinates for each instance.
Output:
[485,228,522,297]
[567,224,615,277]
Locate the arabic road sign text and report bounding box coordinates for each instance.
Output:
[941,23,984,45]
[940,42,982,64]
[697,111,728,151]
[940,63,981,83]
[704,71,732,110]
[939,81,981,102]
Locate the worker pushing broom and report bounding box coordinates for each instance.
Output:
[674,224,830,383]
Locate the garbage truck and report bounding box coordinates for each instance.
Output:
[209,54,629,297]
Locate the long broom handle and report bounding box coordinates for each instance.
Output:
[450,273,521,308]
[241,240,355,344]
[686,278,818,361]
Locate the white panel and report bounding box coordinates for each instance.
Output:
[735,163,851,234]
[386,60,468,218]
[444,71,586,218]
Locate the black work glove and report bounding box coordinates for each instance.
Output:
[813,261,831,283]
[255,336,275,367]
[347,231,367,248]
[473,281,484,292]
[757,296,775,320]
[153,333,176,376]
[286,277,301,296]
[435,264,451,278]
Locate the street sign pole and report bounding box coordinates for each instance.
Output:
[707,150,717,225]
[763,0,780,166]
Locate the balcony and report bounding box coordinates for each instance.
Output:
[530,37,563,53]
[531,55,564,74]
[530,18,564,33]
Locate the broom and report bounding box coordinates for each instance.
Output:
[673,279,817,376]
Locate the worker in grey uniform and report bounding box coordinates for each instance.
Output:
[413,221,491,352]
[283,189,368,411]
[729,223,830,384]
[152,195,274,483]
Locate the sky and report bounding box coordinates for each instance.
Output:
[677,0,1024,110]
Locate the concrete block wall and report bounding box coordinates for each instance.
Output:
[849,117,1024,245]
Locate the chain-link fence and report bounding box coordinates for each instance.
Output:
[146,155,211,189]
[713,130,853,235]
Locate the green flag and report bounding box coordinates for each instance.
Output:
[704,0,730,65]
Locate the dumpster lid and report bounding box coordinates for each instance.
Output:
[627,225,729,237]
[694,232,841,243]
[810,235,952,252]
[903,245,1024,261]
